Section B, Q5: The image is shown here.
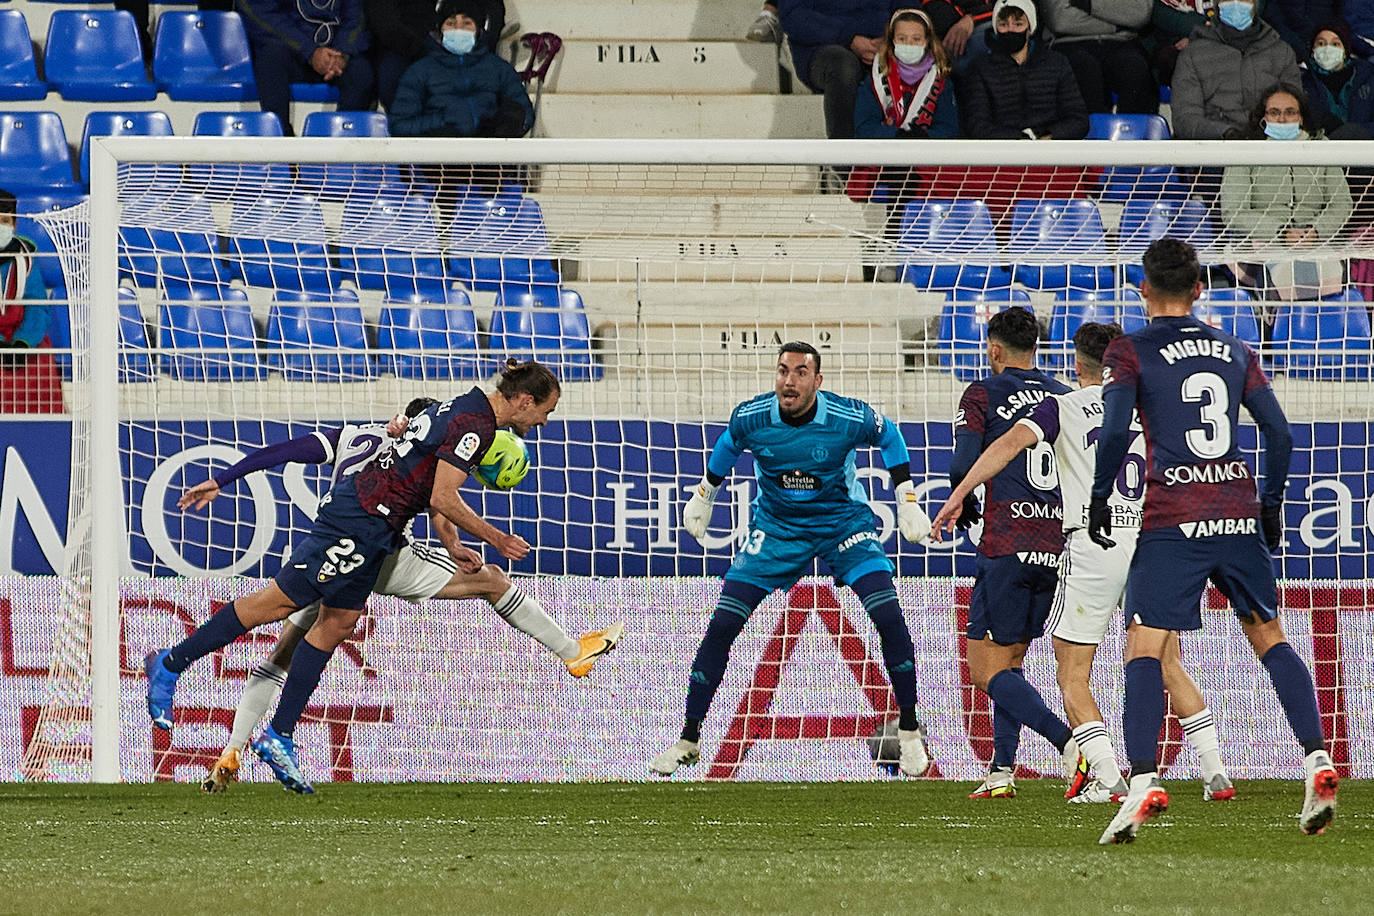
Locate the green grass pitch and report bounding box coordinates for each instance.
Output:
[2,779,1369,915]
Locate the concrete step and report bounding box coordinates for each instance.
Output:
[537,93,824,139]
[538,194,871,238]
[506,0,761,41]
[545,39,779,93]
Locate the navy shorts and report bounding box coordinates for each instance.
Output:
[1124,528,1278,632]
[274,491,397,612]
[967,552,1061,645]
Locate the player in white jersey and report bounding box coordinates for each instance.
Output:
[186,398,622,793]
[932,323,1233,802]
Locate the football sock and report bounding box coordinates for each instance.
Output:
[492,586,579,661]
[898,707,919,731]
[165,601,248,673]
[269,640,333,740]
[1178,708,1225,779]
[1124,656,1164,776]
[681,719,701,743]
[987,667,1072,753]
[1260,642,1326,755]
[228,661,286,752]
[1072,720,1124,786]
[854,572,917,710]
[992,701,1021,770]
[683,581,763,723]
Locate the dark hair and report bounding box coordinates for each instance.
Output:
[986,306,1039,353]
[778,340,821,373]
[404,397,440,418]
[497,358,561,402]
[1141,237,1202,296]
[0,189,15,218]
[1244,84,1318,137]
[1072,321,1123,369]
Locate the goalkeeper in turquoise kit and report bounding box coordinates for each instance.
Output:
[650,341,936,777]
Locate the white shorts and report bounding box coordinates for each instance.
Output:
[1045,527,1139,645]
[286,540,457,629]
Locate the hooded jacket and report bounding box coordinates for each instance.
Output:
[1171,18,1300,139]
[388,38,533,137]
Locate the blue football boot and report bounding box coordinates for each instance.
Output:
[143,650,180,731]
[252,724,315,794]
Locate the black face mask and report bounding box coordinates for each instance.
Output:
[986,29,1029,54]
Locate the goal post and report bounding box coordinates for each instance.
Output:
[19,135,1374,783]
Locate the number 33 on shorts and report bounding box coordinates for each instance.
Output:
[317,537,364,583]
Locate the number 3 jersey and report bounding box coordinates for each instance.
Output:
[1102,315,1269,531]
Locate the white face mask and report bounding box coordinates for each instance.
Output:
[893,43,927,65]
[0,224,14,249]
[1313,45,1346,71]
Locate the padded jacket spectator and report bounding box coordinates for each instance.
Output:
[388,39,532,137]
[778,0,902,91]
[238,0,369,60]
[1219,137,1353,245]
[1171,19,1299,139]
[959,41,1090,138]
[1303,55,1374,138]
[1044,0,1151,43]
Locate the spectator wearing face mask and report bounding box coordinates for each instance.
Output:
[1301,18,1374,139]
[367,0,506,112]
[855,8,959,139]
[0,189,60,414]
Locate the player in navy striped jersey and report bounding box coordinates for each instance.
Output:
[949,306,1088,800]
[184,397,621,793]
[650,341,936,778]
[1092,238,1337,844]
[933,322,1233,804]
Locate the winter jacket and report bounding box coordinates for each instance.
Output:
[389,39,533,138]
[1348,1,1374,58]
[854,67,960,138]
[0,237,51,348]
[1044,0,1150,43]
[1262,0,1340,58]
[1302,57,1374,138]
[960,42,1090,138]
[779,0,904,88]
[1148,0,1208,45]
[1220,139,1353,245]
[238,0,369,60]
[1170,19,1300,139]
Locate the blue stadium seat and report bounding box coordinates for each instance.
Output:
[159,282,264,380]
[1007,199,1114,292]
[1271,302,1373,380]
[153,12,256,101]
[291,82,340,103]
[190,112,289,188]
[0,11,49,101]
[1047,289,1145,373]
[0,112,78,193]
[1194,287,1262,348]
[896,198,1011,291]
[117,286,153,381]
[489,286,601,381]
[266,289,375,379]
[119,190,231,288]
[299,111,395,195]
[377,290,483,379]
[938,290,1033,381]
[1118,198,1217,288]
[1086,113,1183,202]
[18,191,86,290]
[80,111,175,188]
[229,194,339,291]
[45,287,72,379]
[447,190,560,292]
[337,188,444,293]
[45,11,157,101]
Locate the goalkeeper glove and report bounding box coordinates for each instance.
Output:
[682,477,720,541]
[1260,499,1284,553]
[1087,496,1115,550]
[954,493,981,530]
[895,480,932,543]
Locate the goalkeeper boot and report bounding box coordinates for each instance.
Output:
[1067,778,1128,804]
[566,622,625,678]
[1099,777,1169,845]
[143,650,180,731]
[252,725,315,795]
[898,724,933,777]
[201,748,241,794]
[969,766,1016,799]
[1300,749,1338,836]
[1202,773,1236,802]
[1062,737,1091,800]
[649,739,700,776]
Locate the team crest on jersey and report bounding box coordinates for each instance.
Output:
[455,432,482,460]
[811,445,829,462]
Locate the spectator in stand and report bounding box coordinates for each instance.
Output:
[367,0,507,111]
[778,0,905,139]
[1302,18,1374,139]
[1170,0,1298,139]
[1144,0,1209,87]
[746,4,783,42]
[238,0,375,135]
[0,190,60,415]
[1261,0,1339,59]
[1044,0,1158,114]
[921,0,997,70]
[855,8,959,140]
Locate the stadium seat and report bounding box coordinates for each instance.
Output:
[80,111,175,188]
[265,289,375,380]
[18,191,87,290]
[190,112,289,188]
[1271,301,1373,380]
[938,290,1033,381]
[1086,113,1183,202]
[0,12,49,101]
[299,111,396,195]
[337,187,445,294]
[1194,287,1262,348]
[159,282,264,380]
[489,286,601,381]
[291,82,340,103]
[229,194,339,291]
[895,198,1011,291]
[1006,198,1114,292]
[45,11,157,101]
[1117,198,1217,288]
[1047,289,1145,373]
[119,190,231,288]
[45,287,73,379]
[153,11,257,102]
[446,190,560,292]
[117,286,153,381]
[376,290,483,379]
[0,112,79,194]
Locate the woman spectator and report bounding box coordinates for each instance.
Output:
[854,8,958,141]
[1301,19,1374,139]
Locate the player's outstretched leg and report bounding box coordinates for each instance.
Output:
[985,667,1087,798]
[144,600,251,730]
[853,572,933,777]
[565,621,625,678]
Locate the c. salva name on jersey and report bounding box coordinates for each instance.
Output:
[996,389,1052,421]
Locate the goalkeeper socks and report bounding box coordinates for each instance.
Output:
[1260,642,1326,754]
[854,572,918,711]
[165,601,248,673]
[269,640,333,740]
[228,661,287,753]
[992,701,1021,770]
[1178,708,1225,780]
[987,668,1071,753]
[1123,656,1165,773]
[684,607,748,723]
[492,586,579,661]
[1072,721,1124,786]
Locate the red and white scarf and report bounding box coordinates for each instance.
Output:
[869,54,943,132]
